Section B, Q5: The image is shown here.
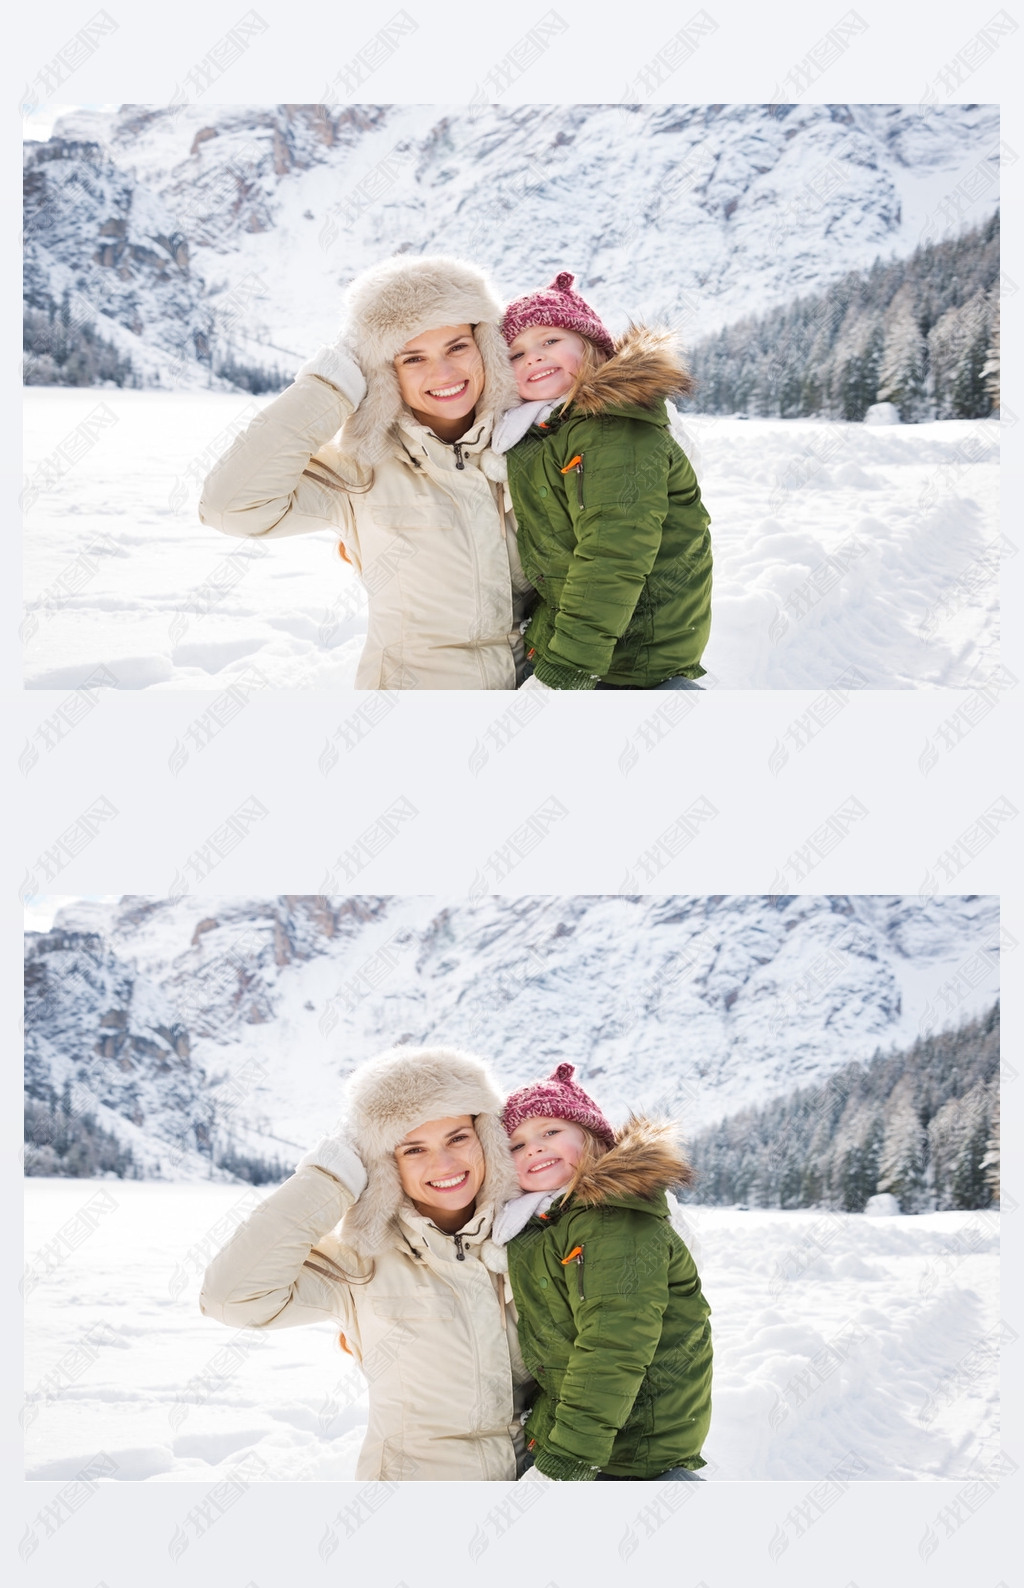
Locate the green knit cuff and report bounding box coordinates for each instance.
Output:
[533,1448,600,1481]
[532,658,598,690]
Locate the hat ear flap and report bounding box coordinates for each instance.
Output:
[476,1112,520,1208]
[340,362,404,465]
[342,1151,405,1256]
[475,321,520,416]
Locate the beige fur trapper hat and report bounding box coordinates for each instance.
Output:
[339,255,519,465]
[340,1045,519,1259]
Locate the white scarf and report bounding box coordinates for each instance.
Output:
[490,399,559,455]
[491,1189,561,1245]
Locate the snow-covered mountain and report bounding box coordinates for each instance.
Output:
[24,895,1000,1179]
[23,103,1000,388]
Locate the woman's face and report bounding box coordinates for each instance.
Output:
[507,1115,589,1192]
[395,1114,486,1231]
[393,323,486,440]
[506,325,589,402]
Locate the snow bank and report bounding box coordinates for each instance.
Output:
[23,1182,1000,1482]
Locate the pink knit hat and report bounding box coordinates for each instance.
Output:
[501,272,615,358]
[502,1062,616,1146]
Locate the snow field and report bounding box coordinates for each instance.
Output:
[22,391,999,690]
[23,1182,999,1482]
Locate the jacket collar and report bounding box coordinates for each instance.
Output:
[397,1201,493,1261]
[396,411,494,471]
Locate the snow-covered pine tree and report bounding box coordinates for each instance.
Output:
[981,294,1000,414]
[873,1077,927,1211]
[830,305,884,422]
[948,1082,993,1209]
[981,1095,1000,1205]
[949,290,993,418]
[876,286,928,420]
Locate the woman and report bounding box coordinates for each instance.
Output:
[198,256,534,690]
[199,1046,533,1480]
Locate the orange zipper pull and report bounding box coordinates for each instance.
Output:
[559,455,583,474]
[560,1245,583,1264]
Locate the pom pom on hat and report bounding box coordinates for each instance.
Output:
[501,1062,615,1145]
[501,273,615,358]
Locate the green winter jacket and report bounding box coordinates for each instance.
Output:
[506,1118,713,1479]
[504,326,713,689]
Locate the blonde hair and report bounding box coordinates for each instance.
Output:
[562,1124,613,1202]
[560,337,610,411]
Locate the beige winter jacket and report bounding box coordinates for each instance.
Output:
[198,366,535,690]
[199,1163,532,1480]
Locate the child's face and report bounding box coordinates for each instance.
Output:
[507,325,588,402]
[508,1115,589,1192]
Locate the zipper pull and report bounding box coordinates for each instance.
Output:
[561,1243,585,1300]
[453,442,465,470]
[559,453,584,508]
[454,1232,466,1260]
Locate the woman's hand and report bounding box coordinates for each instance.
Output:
[296,1130,368,1198]
[295,337,368,410]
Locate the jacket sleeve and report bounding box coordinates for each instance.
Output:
[547,417,672,677]
[547,1211,669,1469]
[199,1164,366,1330]
[198,368,358,541]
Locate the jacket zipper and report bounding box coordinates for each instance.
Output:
[453,1232,466,1261]
[452,441,465,470]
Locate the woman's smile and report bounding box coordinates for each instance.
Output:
[428,1170,470,1191]
[427,380,470,400]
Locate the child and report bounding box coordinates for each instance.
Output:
[492,272,713,691]
[494,1062,712,1481]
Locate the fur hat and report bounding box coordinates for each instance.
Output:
[501,271,615,358]
[502,1061,616,1146]
[340,1045,519,1257]
[338,255,520,465]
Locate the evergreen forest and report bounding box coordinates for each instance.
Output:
[686,1003,1000,1212]
[686,212,1000,422]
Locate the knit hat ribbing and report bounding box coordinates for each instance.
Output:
[501,1062,616,1146]
[500,272,615,358]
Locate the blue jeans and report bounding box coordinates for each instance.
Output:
[595,677,704,691]
[596,1466,705,1481]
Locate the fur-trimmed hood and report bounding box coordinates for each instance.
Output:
[570,1115,694,1208]
[340,1045,519,1258]
[568,324,694,418]
[338,255,519,466]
